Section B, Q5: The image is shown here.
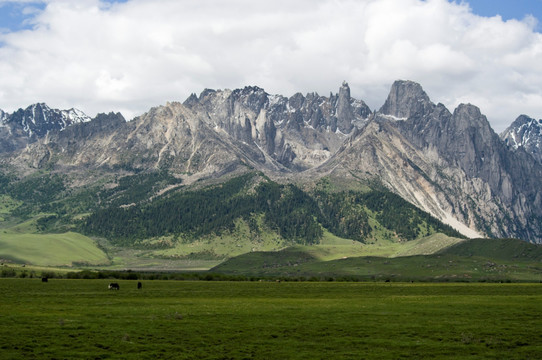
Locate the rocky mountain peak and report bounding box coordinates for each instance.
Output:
[500,114,542,164]
[0,103,92,153]
[175,83,372,170]
[336,81,355,133]
[379,80,433,119]
[183,93,199,107]
[231,86,269,114]
[452,104,492,131]
[6,103,91,138]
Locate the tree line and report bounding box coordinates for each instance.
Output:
[81,173,464,246]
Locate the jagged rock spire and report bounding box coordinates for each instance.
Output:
[336,81,355,133]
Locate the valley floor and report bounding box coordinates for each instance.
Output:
[1,279,541,359]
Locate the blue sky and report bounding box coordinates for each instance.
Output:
[0,1,127,32]
[0,0,541,132]
[0,2,44,32]
[465,0,542,25]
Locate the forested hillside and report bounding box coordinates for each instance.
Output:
[80,172,464,247]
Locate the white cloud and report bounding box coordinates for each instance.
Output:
[0,0,540,132]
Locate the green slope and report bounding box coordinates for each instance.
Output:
[0,232,109,266]
[213,237,542,281]
[80,173,464,247]
[6,170,537,276]
[438,238,542,261]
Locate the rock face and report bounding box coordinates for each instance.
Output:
[3,81,542,243]
[381,80,542,241]
[379,80,433,119]
[19,104,248,177]
[0,103,91,153]
[500,115,542,164]
[184,82,371,170]
[15,83,371,175]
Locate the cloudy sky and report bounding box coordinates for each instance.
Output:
[0,0,541,132]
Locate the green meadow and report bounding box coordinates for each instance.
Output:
[0,231,109,266]
[210,238,542,282]
[1,279,541,359]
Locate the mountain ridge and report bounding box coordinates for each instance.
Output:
[0,103,91,154]
[1,80,541,243]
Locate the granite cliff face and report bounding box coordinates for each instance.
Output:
[2,81,541,243]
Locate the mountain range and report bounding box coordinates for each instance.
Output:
[1,80,541,245]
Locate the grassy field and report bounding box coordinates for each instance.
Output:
[0,231,109,266]
[297,231,466,261]
[213,238,542,282]
[1,279,541,359]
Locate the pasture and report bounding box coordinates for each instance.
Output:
[0,231,109,267]
[1,279,541,359]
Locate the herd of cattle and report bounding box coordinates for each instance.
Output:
[41,277,142,290]
[108,282,142,290]
[107,282,142,290]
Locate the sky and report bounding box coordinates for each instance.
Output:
[0,0,541,132]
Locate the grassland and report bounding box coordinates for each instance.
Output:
[1,279,541,359]
[2,227,542,282]
[213,238,542,282]
[0,231,109,266]
[300,231,466,260]
[95,231,469,273]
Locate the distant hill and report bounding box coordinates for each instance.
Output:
[0,232,109,267]
[438,238,542,261]
[212,237,542,282]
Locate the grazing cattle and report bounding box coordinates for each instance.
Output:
[41,277,48,283]
[108,282,120,290]
[137,282,142,289]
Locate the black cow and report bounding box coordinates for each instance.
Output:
[137,282,142,289]
[108,282,120,290]
[41,277,48,283]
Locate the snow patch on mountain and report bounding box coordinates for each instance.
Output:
[7,103,91,138]
[501,115,542,163]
